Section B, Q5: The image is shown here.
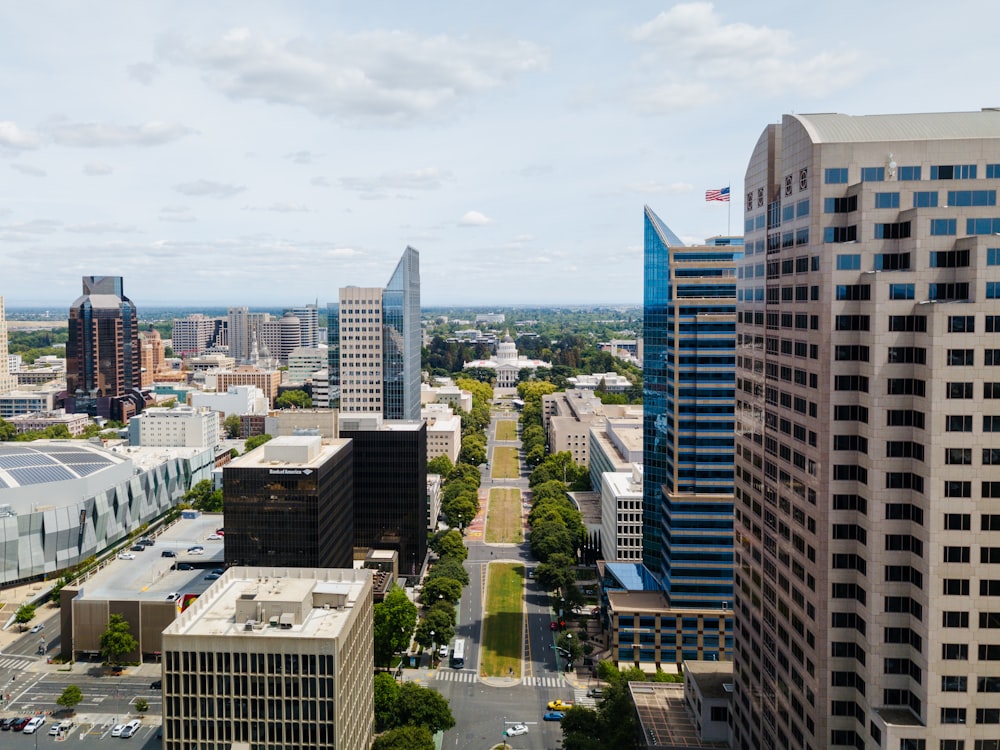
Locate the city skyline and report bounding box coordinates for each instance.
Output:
[2,1,997,306]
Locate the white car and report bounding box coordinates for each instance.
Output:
[111,723,126,737]
[166,592,180,602]
[206,533,223,541]
[48,721,71,735]
[23,716,45,734]
[121,719,142,738]
[505,723,528,737]
[119,552,135,560]
[29,623,44,633]
[187,547,204,555]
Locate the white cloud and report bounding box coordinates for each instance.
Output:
[127,62,160,85]
[341,167,453,193]
[310,176,330,187]
[285,150,321,165]
[0,219,61,234]
[458,210,493,227]
[629,2,863,111]
[0,121,40,149]
[625,181,693,194]
[11,163,46,177]
[243,202,311,213]
[66,222,139,234]
[173,179,245,198]
[82,162,114,176]
[157,27,547,124]
[48,119,194,147]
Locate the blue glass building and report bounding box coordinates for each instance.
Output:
[382,246,422,421]
[639,205,739,637]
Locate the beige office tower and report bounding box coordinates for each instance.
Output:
[0,297,13,394]
[160,566,373,749]
[337,286,385,414]
[734,111,1000,750]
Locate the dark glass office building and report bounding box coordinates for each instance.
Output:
[382,246,421,421]
[340,416,427,578]
[223,436,353,569]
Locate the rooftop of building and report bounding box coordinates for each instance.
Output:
[606,590,669,611]
[602,470,643,497]
[161,566,372,640]
[567,490,602,526]
[684,660,734,702]
[791,109,1000,144]
[227,435,350,468]
[628,681,728,749]
[0,441,125,489]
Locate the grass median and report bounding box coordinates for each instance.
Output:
[485,488,523,544]
[491,446,520,479]
[495,420,517,441]
[480,562,524,678]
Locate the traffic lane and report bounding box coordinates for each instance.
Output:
[7,674,162,713]
[438,680,561,750]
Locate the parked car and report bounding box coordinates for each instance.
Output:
[204,572,221,580]
[187,546,204,555]
[119,552,135,560]
[504,723,529,736]
[121,719,141,738]
[175,563,194,571]
[139,537,154,546]
[23,716,45,734]
[1,716,16,730]
[161,550,176,558]
[150,679,162,690]
[29,623,44,633]
[10,717,30,731]
[215,528,225,535]
[111,723,126,737]
[587,687,605,699]
[527,568,535,579]
[549,621,559,631]
[165,593,180,602]
[49,721,71,735]
[206,533,223,541]
[211,568,224,575]
[547,699,573,711]
[543,711,565,722]
[130,544,145,552]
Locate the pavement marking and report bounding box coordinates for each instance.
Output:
[0,656,32,669]
[520,676,566,688]
[433,670,479,684]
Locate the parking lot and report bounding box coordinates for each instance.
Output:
[1,719,161,747]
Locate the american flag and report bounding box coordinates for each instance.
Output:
[705,187,730,202]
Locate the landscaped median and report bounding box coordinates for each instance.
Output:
[480,562,524,678]
[495,420,517,441]
[485,488,523,544]
[490,446,520,479]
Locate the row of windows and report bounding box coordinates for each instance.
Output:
[824,164,994,184]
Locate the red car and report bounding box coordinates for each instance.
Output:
[10,717,31,731]
[550,621,559,631]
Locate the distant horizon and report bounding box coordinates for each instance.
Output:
[4,301,643,315]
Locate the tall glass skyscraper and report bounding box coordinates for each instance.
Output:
[328,246,420,420]
[642,206,741,608]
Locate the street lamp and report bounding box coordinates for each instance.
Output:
[565,633,573,672]
[430,630,436,666]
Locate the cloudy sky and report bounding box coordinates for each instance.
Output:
[1,1,995,308]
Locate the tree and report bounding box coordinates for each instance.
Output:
[56,684,83,712]
[419,577,462,606]
[223,414,241,438]
[100,613,138,667]
[372,725,434,750]
[426,454,453,477]
[373,672,400,731]
[413,604,456,652]
[557,632,584,663]
[442,496,477,529]
[458,434,486,466]
[244,433,273,453]
[535,554,576,593]
[0,418,17,441]
[373,585,418,668]
[14,603,36,631]
[183,479,223,512]
[275,389,312,409]
[426,558,470,587]
[431,529,467,561]
[395,682,456,733]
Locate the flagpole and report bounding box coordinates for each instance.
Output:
[727,184,731,236]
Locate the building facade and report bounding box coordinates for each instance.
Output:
[0,296,14,395]
[171,313,225,357]
[339,414,427,578]
[223,436,354,570]
[328,247,421,420]
[733,110,1000,750]
[65,275,143,420]
[128,405,220,448]
[600,464,644,562]
[160,566,374,750]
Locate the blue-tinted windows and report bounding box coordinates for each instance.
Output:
[988,282,1000,299]
[929,283,970,301]
[987,164,1000,179]
[932,164,977,180]
[968,218,1000,235]
[782,203,794,222]
[930,250,970,268]
[796,199,810,217]
[948,189,996,206]
[824,226,858,243]
[898,166,921,181]
[875,192,899,208]
[825,168,849,184]
[889,284,915,300]
[913,191,938,208]
[989,248,1000,266]
[874,253,910,271]
[755,214,765,230]
[824,196,857,213]
[836,254,861,270]
[931,218,957,236]
[861,167,885,182]
[836,284,870,301]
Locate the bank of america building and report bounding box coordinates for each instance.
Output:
[733,111,1000,750]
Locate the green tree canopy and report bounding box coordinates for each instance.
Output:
[56,684,83,712]
[446,463,481,488]
[395,682,456,733]
[244,433,274,453]
[275,389,313,409]
[426,454,453,477]
[535,553,577,593]
[100,613,138,667]
[441,496,477,530]
[14,603,36,630]
[373,672,400,731]
[373,585,418,668]
[372,725,435,750]
[426,558,470,587]
[431,529,467,561]
[223,414,241,438]
[413,602,456,652]
[419,577,462,607]
[183,479,223,513]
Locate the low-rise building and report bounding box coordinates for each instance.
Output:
[421,403,461,464]
[206,367,282,406]
[189,384,269,418]
[600,465,643,562]
[567,372,632,392]
[0,386,62,418]
[160,566,374,750]
[128,405,221,448]
[7,409,90,436]
[588,413,642,493]
[287,347,327,383]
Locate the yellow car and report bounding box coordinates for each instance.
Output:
[547,699,573,711]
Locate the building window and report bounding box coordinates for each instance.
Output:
[913,190,938,207]
[948,349,974,366]
[862,167,885,182]
[889,284,915,300]
[874,191,899,208]
[825,168,848,184]
[836,254,861,270]
[931,164,977,180]
[930,218,957,235]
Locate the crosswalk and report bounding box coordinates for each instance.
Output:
[434,670,479,683]
[520,675,565,688]
[0,656,31,670]
[573,687,597,707]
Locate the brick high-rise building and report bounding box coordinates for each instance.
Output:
[733,110,1000,750]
